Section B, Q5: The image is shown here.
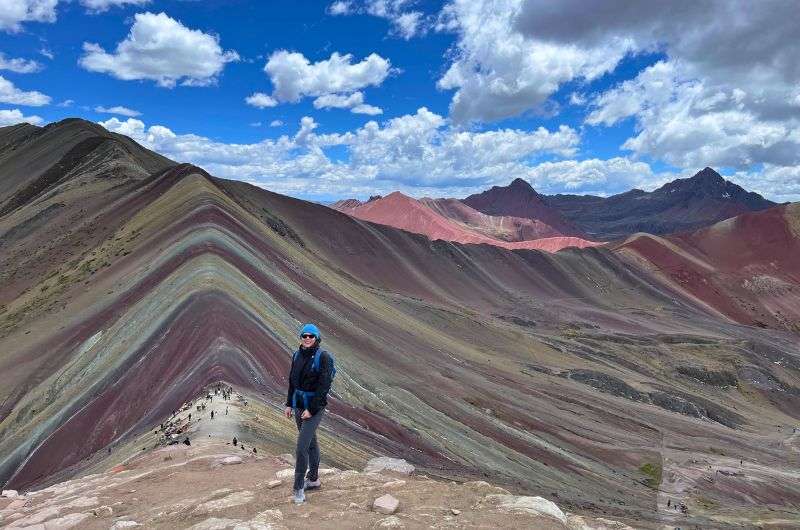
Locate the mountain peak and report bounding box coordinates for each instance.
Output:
[693,167,725,183]
[508,177,535,191]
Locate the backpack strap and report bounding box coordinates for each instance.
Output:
[312,349,327,372]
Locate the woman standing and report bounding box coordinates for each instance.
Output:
[285,323,334,504]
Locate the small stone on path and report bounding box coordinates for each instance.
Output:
[266,479,282,489]
[373,493,400,514]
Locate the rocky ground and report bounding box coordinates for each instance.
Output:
[0,387,641,529]
[0,442,636,530]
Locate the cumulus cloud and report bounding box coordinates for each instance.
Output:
[0,53,42,73]
[327,1,352,15]
[436,0,630,124]
[0,76,50,106]
[524,157,664,195]
[79,12,239,88]
[245,92,278,108]
[265,51,390,102]
[0,0,58,32]
[0,108,43,125]
[94,105,141,117]
[329,1,427,39]
[587,61,800,170]
[731,165,800,204]
[81,0,150,12]
[98,108,579,197]
[313,91,383,115]
[269,119,283,127]
[251,50,389,113]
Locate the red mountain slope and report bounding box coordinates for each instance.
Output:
[335,191,601,251]
[615,203,800,331]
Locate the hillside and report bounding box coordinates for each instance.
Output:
[0,119,799,528]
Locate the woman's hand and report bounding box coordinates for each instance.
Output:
[285,406,293,419]
[301,409,312,420]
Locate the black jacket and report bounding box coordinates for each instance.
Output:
[285,345,333,415]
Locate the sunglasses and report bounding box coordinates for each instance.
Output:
[301,334,316,339]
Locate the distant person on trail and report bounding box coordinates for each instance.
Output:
[285,323,334,505]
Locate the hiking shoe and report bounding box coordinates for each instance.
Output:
[304,478,321,490]
[292,488,305,504]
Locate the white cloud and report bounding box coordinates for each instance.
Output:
[436,0,629,124]
[269,119,283,127]
[0,0,58,32]
[79,11,239,88]
[331,1,427,39]
[0,53,42,73]
[328,1,352,15]
[98,108,579,197]
[39,47,54,60]
[245,92,278,108]
[0,108,43,125]
[312,91,384,115]
[313,92,364,109]
[0,76,50,106]
[81,0,150,13]
[265,51,391,102]
[524,157,664,195]
[588,61,800,170]
[94,105,141,117]
[352,103,382,115]
[249,121,261,127]
[58,99,74,107]
[731,165,800,204]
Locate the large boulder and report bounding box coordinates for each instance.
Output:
[484,494,566,524]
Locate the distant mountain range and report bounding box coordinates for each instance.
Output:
[333,167,777,247]
[546,167,777,239]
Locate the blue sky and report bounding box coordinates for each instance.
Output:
[1,1,799,202]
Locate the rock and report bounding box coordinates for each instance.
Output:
[190,517,242,530]
[378,515,403,527]
[275,468,294,480]
[373,494,400,515]
[382,480,406,488]
[348,502,361,510]
[110,521,142,529]
[43,512,91,529]
[6,499,28,511]
[92,505,114,517]
[220,456,242,466]
[485,494,566,524]
[278,453,295,465]
[251,508,283,522]
[364,457,414,475]
[318,467,340,476]
[2,489,19,498]
[464,480,509,494]
[450,508,461,515]
[266,479,282,489]
[193,491,255,514]
[566,514,636,530]
[63,495,98,509]
[10,505,61,526]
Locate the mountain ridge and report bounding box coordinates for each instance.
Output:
[1,118,799,527]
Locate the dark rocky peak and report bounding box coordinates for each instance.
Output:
[508,177,536,193]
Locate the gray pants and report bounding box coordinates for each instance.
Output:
[293,407,324,490]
